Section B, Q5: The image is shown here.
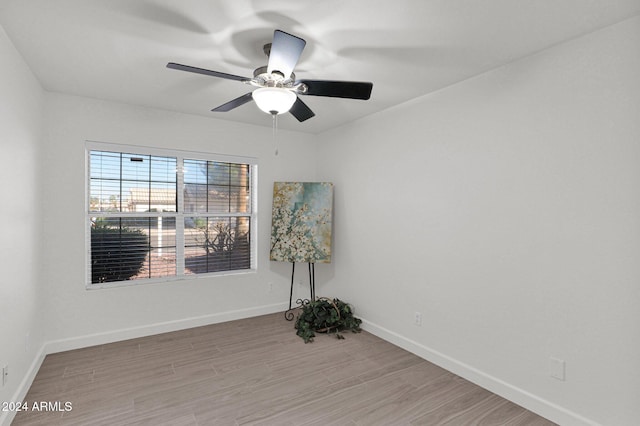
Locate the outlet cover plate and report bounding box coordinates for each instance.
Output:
[549,357,565,381]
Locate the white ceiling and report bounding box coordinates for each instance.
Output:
[1,0,639,134]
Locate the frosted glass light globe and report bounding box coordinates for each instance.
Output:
[252,87,297,115]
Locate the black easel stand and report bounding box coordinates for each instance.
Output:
[284,262,316,321]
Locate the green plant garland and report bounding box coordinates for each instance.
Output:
[294,298,362,343]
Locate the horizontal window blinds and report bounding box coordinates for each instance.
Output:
[87,145,256,287]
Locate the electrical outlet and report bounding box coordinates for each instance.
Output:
[549,357,566,381]
[2,365,8,387]
[414,312,422,326]
[268,282,273,293]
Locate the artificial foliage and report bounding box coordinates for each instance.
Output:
[294,298,362,343]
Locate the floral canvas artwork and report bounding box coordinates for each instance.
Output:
[270,182,333,263]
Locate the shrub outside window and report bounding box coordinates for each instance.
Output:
[87,142,257,288]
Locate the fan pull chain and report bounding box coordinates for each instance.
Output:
[272,112,279,156]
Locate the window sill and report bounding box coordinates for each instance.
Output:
[86,268,258,290]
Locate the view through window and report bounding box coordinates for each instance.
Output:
[87,144,256,287]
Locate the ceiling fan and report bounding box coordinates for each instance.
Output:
[167,30,373,122]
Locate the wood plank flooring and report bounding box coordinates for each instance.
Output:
[11,313,556,425]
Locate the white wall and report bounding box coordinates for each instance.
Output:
[0,25,45,422]
[3,12,639,426]
[316,16,640,426]
[40,93,318,348]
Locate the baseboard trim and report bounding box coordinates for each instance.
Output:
[0,344,47,426]
[45,302,289,354]
[3,306,597,426]
[360,318,599,426]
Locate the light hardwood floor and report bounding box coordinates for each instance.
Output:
[12,312,556,425]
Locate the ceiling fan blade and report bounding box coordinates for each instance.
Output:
[211,92,254,112]
[298,80,373,100]
[289,97,315,122]
[267,30,306,79]
[167,62,249,82]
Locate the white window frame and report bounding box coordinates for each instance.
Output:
[85,141,258,289]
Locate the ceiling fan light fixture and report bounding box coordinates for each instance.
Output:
[252,87,296,115]
[167,29,373,122]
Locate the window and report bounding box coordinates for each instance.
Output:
[87,142,257,287]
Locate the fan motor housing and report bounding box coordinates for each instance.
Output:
[252,66,296,88]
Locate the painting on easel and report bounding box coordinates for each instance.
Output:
[270,182,333,263]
